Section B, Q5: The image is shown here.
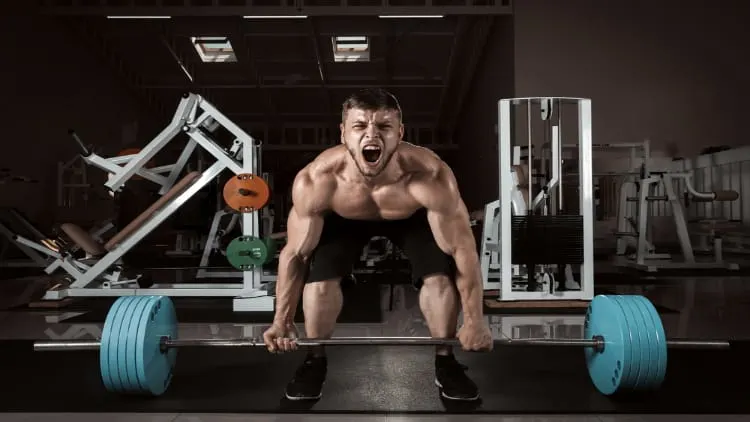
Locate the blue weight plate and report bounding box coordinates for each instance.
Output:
[114,296,147,393]
[610,296,638,390]
[635,295,667,389]
[130,295,161,395]
[615,296,649,391]
[584,295,629,395]
[103,296,140,393]
[135,296,178,396]
[124,296,158,394]
[630,296,658,390]
[100,296,127,393]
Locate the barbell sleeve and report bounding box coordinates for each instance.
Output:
[31,336,730,352]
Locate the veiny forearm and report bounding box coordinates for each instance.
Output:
[454,248,484,322]
[273,248,308,325]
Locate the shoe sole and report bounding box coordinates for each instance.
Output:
[284,382,325,401]
[434,378,480,401]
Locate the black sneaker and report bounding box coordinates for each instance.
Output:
[284,354,327,401]
[434,355,479,401]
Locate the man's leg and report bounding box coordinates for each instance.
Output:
[303,279,344,357]
[392,210,480,401]
[285,214,369,401]
[419,274,460,356]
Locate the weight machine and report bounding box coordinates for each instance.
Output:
[614,169,740,272]
[14,93,275,311]
[482,97,594,302]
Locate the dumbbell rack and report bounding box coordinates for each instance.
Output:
[35,93,276,312]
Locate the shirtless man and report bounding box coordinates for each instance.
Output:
[263,88,493,402]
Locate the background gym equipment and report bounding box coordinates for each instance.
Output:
[486,97,594,302]
[223,173,271,213]
[614,168,740,272]
[33,294,731,398]
[225,235,278,270]
[26,93,277,311]
[195,171,278,280]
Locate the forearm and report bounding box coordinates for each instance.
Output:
[273,248,308,325]
[454,248,484,321]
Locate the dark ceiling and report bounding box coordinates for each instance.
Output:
[36,0,511,150]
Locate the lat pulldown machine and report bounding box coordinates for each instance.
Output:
[482,97,594,302]
[14,93,275,311]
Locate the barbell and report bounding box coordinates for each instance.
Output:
[32,295,730,397]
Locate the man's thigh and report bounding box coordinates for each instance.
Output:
[386,210,456,287]
[306,214,373,283]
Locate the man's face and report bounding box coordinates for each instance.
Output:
[340,107,403,178]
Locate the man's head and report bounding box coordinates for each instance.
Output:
[340,88,404,178]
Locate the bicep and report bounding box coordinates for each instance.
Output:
[426,199,476,256]
[284,206,324,260]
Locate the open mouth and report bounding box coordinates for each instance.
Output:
[362,145,382,164]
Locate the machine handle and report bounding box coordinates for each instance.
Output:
[68,129,91,157]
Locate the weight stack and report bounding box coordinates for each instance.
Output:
[511,215,584,265]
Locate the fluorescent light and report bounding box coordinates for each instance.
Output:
[378,15,444,18]
[107,15,171,19]
[243,15,308,19]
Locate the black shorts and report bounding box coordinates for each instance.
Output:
[306,209,455,287]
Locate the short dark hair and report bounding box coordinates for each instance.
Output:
[341,88,402,122]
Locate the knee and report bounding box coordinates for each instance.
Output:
[421,274,455,294]
[304,279,343,299]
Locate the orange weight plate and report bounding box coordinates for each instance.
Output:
[223,173,271,213]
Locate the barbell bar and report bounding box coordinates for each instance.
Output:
[30,294,733,397]
[33,336,729,352]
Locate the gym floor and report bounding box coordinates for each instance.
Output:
[1,267,750,420]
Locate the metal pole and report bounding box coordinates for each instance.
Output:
[32,336,731,353]
[33,337,601,351]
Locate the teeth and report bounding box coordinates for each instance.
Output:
[363,145,380,151]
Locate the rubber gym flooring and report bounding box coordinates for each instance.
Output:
[4,339,750,414]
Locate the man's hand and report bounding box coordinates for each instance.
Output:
[262,322,299,353]
[457,319,493,352]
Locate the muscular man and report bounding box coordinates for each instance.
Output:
[263,88,493,402]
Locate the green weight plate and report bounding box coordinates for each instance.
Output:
[134,295,178,396]
[226,236,269,270]
[630,296,658,390]
[100,296,128,393]
[615,296,648,391]
[264,237,278,258]
[634,295,667,389]
[584,295,630,395]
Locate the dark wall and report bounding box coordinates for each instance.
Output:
[453,17,516,211]
[514,0,748,158]
[454,1,749,211]
[0,15,156,229]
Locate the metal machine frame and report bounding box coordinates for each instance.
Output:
[615,171,739,272]
[15,93,275,311]
[489,97,595,302]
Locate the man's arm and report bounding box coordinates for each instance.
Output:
[273,171,328,326]
[410,163,484,322]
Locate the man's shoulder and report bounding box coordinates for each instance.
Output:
[400,143,450,180]
[296,146,345,183]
